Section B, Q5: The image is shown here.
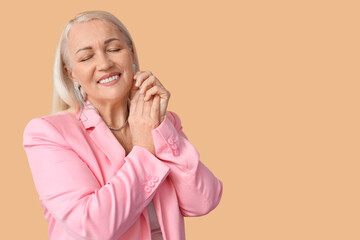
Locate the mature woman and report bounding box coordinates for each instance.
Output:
[23,10,222,240]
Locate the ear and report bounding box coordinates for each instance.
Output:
[64,65,76,83]
[130,44,135,63]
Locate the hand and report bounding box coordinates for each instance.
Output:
[130,71,171,122]
[128,88,161,155]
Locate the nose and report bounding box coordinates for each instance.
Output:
[96,52,114,71]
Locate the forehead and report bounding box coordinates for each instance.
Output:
[67,20,126,52]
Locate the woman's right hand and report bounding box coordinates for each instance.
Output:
[128,89,161,155]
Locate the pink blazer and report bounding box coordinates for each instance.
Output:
[23,107,223,240]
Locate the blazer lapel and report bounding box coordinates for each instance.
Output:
[77,105,126,171]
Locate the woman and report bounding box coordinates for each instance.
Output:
[23,10,222,240]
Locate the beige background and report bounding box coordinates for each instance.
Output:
[1,0,359,239]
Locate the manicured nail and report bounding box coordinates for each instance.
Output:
[140,88,144,93]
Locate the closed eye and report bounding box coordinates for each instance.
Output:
[79,49,120,62]
[80,56,92,62]
[108,48,121,52]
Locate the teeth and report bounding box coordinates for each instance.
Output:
[99,74,119,84]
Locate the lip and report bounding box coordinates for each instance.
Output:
[97,72,121,82]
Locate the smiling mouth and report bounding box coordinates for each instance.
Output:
[98,74,120,84]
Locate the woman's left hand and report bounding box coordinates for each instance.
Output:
[132,71,171,121]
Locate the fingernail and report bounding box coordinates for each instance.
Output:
[135,81,139,87]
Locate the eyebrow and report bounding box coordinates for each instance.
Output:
[75,38,122,54]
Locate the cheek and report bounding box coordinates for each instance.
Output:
[117,51,133,66]
[73,64,92,81]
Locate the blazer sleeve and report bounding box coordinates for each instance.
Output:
[23,117,170,240]
[151,111,223,217]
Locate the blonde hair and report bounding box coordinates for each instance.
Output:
[52,10,140,113]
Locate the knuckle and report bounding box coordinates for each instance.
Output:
[147,76,155,84]
[144,78,152,85]
[143,70,152,76]
[137,71,146,79]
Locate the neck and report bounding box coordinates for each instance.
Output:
[88,96,129,129]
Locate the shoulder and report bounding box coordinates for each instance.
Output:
[23,111,82,147]
[24,111,81,133]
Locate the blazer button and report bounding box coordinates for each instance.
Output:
[167,138,174,145]
[144,185,151,193]
[173,149,179,156]
[170,144,178,149]
[151,176,159,183]
[147,180,155,187]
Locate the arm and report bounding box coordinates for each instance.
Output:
[23,118,170,240]
[151,111,223,217]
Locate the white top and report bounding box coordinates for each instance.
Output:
[147,200,164,240]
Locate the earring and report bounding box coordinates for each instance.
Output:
[74,82,85,105]
[74,82,97,121]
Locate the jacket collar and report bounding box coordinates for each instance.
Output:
[76,101,126,171]
[75,102,103,129]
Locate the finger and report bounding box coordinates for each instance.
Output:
[144,85,166,101]
[134,71,153,88]
[133,70,142,80]
[150,95,160,122]
[143,95,153,118]
[130,90,140,113]
[136,93,145,115]
[129,78,140,100]
[139,75,158,94]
